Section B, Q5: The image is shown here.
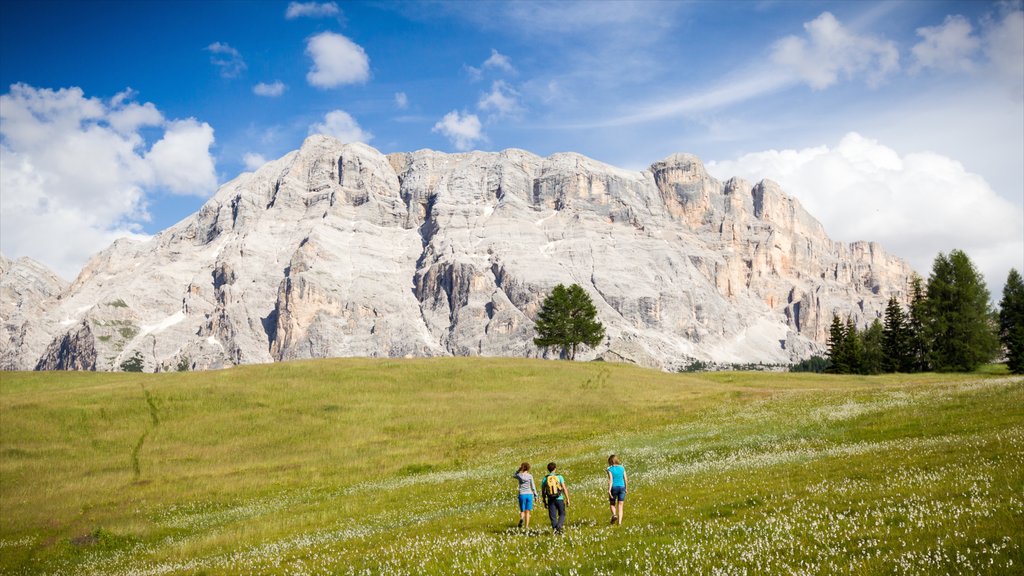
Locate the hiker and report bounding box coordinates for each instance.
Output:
[513,462,538,529]
[606,454,628,525]
[541,461,570,534]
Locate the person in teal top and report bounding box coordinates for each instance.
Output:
[606,454,628,525]
[541,462,571,534]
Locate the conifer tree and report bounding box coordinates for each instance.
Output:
[999,268,1024,374]
[534,283,606,360]
[882,296,911,372]
[861,318,885,375]
[827,315,849,373]
[907,275,930,372]
[845,316,864,374]
[925,250,999,372]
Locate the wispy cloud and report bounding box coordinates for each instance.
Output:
[243,152,267,170]
[253,81,287,97]
[205,42,247,78]
[771,12,899,89]
[394,91,409,109]
[285,1,340,19]
[911,15,979,73]
[478,80,523,119]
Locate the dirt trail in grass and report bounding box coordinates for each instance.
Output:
[130,384,160,482]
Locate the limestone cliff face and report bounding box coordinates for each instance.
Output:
[0,255,69,370]
[1,136,915,371]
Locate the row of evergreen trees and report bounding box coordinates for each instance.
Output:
[826,250,1024,374]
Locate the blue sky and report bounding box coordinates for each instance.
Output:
[1,1,1022,293]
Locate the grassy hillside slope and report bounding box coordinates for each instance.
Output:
[1,358,1021,574]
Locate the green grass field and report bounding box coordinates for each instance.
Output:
[1,358,1021,575]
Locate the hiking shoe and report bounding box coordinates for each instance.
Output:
[518,519,524,529]
[611,515,618,525]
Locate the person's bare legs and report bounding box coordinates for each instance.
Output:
[524,510,531,529]
[616,501,625,525]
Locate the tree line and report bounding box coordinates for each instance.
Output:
[535,249,1023,374]
[822,250,1023,374]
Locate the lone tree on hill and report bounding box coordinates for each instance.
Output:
[534,283,606,360]
[999,268,1024,374]
[924,250,999,372]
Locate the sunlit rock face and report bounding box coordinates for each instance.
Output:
[2,136,914,372]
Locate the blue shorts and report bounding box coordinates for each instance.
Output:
[609,486,626,504]
[518,493,534,512]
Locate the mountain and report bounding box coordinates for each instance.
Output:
[1,136,914,372]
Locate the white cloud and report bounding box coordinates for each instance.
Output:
[145,119,218,196]
[243,152,267,170]
[771,12,899,89]
[305,31,370,88]
[107,101,164,134]
[253,81,287,97]
[478,80,523,118]
[982,6,1024,94]
[432,110,484,151]
[0,84,218,279]
[394,91,409,109]
[911,15,979,73]
[285,1,340,19]
[308,110,372,143]
[483,49,514,73]
[707,133,1023,291]
[205,42,247,78]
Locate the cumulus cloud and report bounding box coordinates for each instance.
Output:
[253,81,287,97]
[243,152,267,170]
[0,84,218,279]
[707,133,1023,290]
[771,12,899,89]
[205,42,247,78]
[432,110,484,151]
[285,1,340,19]
[145,120,217,195]
[911,15,979,73]
[305,31,370,88]
[308,110,372,143]
[394,91,409,109]
[483,49,514,73]
[478,80,523,118]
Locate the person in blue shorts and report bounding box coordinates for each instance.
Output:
[607,454,628,525]
[513,462,538,530]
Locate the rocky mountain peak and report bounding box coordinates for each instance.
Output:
[1,137,915,372]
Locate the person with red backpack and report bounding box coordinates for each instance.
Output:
[541,461,570,534]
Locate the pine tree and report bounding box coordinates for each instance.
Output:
[534,283,606,360]
[827,315,849,374]
[120,351,144,373]
[861,318,885,375]
[845,316,864,374]
[907,275,930,372]
[925,250,999,372]
[882,296,910,372]
[999,268,1024,374]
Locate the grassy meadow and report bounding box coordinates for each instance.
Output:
[0,358,1021,575]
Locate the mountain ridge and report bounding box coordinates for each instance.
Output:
[0,135,914,371]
